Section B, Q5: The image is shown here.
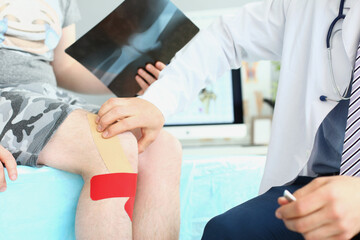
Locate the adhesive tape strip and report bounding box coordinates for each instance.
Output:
[90,173,137,200]
[87,113,137,220]
[91,173,138,220]
[87,113,134,173]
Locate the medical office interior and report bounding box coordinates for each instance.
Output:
[0,0,280,239]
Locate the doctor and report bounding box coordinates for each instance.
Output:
[96,0,360,238]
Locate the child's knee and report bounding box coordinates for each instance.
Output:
[157,130,182,159]
[138,130,181,181]
[116,131,138,172]
[85,114,138,178]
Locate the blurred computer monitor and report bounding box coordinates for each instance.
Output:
[164,68,245,141]
[163,8,246,143]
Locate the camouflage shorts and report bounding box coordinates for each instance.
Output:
[0,83,99,166]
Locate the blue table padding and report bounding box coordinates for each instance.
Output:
[0,154,265,240]
[179,155,265,240]
[0,166,84,240]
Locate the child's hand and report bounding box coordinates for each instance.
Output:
[0,145,17,192]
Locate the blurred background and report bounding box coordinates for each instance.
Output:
[74,1,276,239]
[0,1,283,240]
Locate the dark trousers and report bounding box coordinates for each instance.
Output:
[201,176,360,240]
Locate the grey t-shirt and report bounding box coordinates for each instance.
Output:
[0,0,80,85]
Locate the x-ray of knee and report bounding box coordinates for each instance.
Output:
[66,0,199,97]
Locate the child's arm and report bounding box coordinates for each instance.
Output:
[51,24,111,94]
[52,24,164,95]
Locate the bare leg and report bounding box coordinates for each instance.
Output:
[38,110,138,240]
[38,110,182,239]
[133,130,182,240]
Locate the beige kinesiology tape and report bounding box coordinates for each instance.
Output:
[87,113,134,173]
[87,113,137,221]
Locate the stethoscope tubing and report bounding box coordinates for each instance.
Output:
[322,0,350,102]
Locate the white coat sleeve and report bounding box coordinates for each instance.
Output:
[140,0,291,120]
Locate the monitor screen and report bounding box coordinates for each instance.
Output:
[164,69,246,141]
[165,70,243,125]
[163,8,246,142]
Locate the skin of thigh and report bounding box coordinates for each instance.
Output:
[38,109,138,177]
[37,109,138,240]
[37,109,181,239]
[133,129,182,239]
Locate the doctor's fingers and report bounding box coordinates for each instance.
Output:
[97,98,165,137]
[100,117,140,139]
[276,189,327,219]
[137,68,157,85]
[145,62,165,80]
[154,61,166,72]
[97,108,138,136]
[100,115,162,153]
[302,221,354,240]
[135,75,150,95]
[97,98,133,122]
[281,206,332,235]
[293,177,330,199]
[137,129,160,153]
[277,196,291,206]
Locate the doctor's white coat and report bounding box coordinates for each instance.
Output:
[141,0,360,193]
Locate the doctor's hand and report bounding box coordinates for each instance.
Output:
[275,176,360,240]
[135,61,166,95]
[0,145,17,192]
[96,97,165,153]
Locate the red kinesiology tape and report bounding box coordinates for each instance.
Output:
[90,173,138,221]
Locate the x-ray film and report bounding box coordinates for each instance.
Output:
[66,0,199,97]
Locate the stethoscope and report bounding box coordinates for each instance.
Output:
[320,0,351,102]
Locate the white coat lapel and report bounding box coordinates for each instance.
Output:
[342,0,360,64]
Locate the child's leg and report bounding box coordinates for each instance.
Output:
[133,130,182,240]
[38,109,138,240]
[38,109,183,240]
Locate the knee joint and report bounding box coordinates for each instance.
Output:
[87,113,138,221]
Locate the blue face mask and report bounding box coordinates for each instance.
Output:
[0,18,8,43]
[45,23,59,50]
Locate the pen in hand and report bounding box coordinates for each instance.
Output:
[283,189,296,202]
